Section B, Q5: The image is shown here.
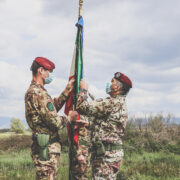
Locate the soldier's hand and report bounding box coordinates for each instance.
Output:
[74,120,89,129]
[77,155,85,163]
[64,78,75,96]
[67,110,78,123]
[80,80,88,90]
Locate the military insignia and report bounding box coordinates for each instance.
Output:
[96,98,103,102]
[47,102,54,111]
[115,72,121,78]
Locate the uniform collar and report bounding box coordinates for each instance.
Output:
[112,94,125,99]
[31,80,46,91]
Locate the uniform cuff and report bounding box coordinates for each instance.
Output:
[80,88,88,93]
[58,92,68,102]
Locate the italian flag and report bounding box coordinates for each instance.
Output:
[64,16,84,146]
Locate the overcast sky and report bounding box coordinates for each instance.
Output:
[0,0,180,121]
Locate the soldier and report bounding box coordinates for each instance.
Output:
[25,57,78,180]
[76,72,132,180]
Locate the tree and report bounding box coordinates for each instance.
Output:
[10,118,25,134]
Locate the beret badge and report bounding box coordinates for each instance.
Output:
[115,72,121,78]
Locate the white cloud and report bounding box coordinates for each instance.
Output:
[128,87,163,107]
[88,84,106,99]
[167,83,180,104]
[0,61,31,118]
[0,0,180,120]
[162,66,180,76]
[167,93,180,104]
[0,61,30,98]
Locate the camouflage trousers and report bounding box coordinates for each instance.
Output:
[69,144,90,180]
[31,141,60,180]
[91,149,124,180]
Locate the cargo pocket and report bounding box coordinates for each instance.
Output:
[37,134,50,161]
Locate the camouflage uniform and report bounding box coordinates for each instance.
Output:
[70,115,92,180]
[25,81,69,180]
[76,91,128,180]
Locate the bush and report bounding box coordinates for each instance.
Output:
[148,114,164,133]
[0,135,32,151]
[10,118,26,134]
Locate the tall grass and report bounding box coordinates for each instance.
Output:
[0,114,179,179]
[119,151,180,180]
[0,149,69,180]
[0,149,35,180]
[0,149,179,180]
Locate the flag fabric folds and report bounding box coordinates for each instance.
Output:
[64,16,84,146]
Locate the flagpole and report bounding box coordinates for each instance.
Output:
[79,0,84,17]
[69,2,84,180]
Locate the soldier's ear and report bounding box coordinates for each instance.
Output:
[117,85,121,91]
[38,67,44,74]
[116,82,122,91]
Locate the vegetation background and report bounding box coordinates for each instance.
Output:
[0,114,179,180]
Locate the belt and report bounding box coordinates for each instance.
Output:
[32,134,59,144]
[102,142,123,151]
[79,140,89,146]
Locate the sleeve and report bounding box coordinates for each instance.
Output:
[76,91,113,118]
[32,92,69,131]
[53,92,68,112]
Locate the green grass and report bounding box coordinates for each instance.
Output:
[0,149,35,180]
[118,151,180,180]
[0,122,179,179]
[0,132,14,139]
[0,132,31,139]
[0,149,69,180]
[0,149,179,180]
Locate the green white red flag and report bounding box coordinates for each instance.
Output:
[64,16,84,146]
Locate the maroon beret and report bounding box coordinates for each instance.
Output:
[35,57,55,70]
[114,72,132,88]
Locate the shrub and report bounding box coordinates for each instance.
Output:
[148,114,164,133]
[10,118,25,134]
[0,135,32,151]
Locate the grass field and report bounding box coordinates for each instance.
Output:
[0,116,179,179]
[0,149,179,180]
[0,149,69,180]
[0,132,31,139]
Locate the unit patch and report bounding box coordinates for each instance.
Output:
[47,102,54,111]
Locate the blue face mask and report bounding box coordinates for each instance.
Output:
[106,83,111,94]
[44,73,53,84]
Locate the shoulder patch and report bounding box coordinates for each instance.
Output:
[96,98,103,102]
[47,102,54,111]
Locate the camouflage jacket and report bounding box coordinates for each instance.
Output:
[76,91,128,145]
[25,81,68,140]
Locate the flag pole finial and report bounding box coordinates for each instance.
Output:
[79,0,84,17]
